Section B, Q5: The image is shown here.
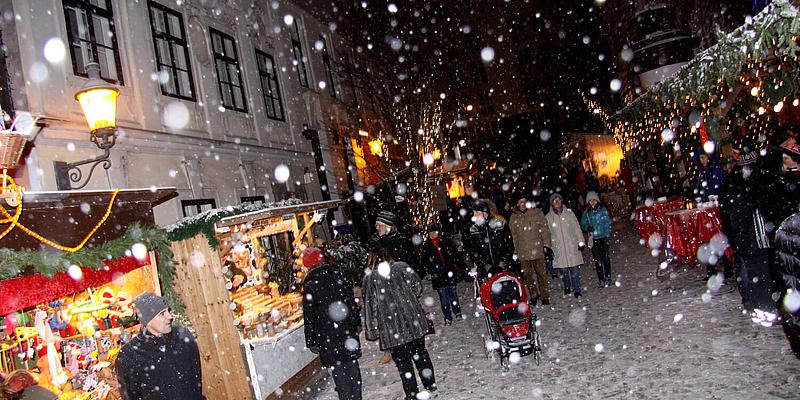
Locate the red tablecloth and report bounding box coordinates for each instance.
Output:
[664,206,732,264]
[634,198,685,247]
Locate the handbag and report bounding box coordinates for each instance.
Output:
[587,233,594,249]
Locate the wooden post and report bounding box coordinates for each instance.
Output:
[170,235,253,399]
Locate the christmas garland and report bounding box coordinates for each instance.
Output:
[609,0,800,151]
[165,198,302,248]
[615,0,799,122]
[0,224,184,314]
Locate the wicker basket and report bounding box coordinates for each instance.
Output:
[0,133,27,169]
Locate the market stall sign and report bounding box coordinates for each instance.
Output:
[0,255,148,315]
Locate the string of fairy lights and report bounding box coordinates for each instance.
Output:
[391,99,447,227]
[592,0,800,156]
[0,173,119,252]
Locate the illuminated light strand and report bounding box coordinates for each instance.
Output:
[0,173,120,252]
[0,174,24,239]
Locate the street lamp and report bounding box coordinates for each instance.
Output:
[55,62,120,190]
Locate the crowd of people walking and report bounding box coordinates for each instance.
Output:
[297,126,800,400]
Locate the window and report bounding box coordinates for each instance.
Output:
[181,198,217,217]
[63,0,123,83]
[290,22,309,88]
[240,195,267,206]
[319,36,337,98]
[148,1,195,100]
[255,50,285,120]
[210,28,247,112]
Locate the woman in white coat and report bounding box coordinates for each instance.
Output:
[545,193,586,297]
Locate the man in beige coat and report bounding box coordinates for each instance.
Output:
[509,194,552,305]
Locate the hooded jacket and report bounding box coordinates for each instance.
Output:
[509,207,551,261]
[363,261,429,350]
[115,326,204,400]
[302,263,362,367]
[580,204,612,239]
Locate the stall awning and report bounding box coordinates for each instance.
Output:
[214,199,342,228]
[0,255,149,315]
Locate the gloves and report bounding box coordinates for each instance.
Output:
[578,241,586,251]
[543,246,554,261]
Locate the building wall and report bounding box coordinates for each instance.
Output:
[1,0,358,225]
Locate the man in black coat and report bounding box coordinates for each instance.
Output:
[720,149,775,312]
[116,292,204,400]
[374,211,423,277]
[302,248,362,400]
[466,200,516,277]
[421,223,465,325]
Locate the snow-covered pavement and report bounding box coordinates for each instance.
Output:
[300,223,800,399]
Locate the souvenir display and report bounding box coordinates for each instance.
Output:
[0,261,159,400]
[220,218,308,341]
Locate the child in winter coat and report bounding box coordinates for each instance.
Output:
[581,191,614,288]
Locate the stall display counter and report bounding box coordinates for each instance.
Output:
[242,322,315,400]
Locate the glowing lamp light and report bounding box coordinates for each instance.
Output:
[432,149,442,160]
[74,63,119,132]
[55,62,121,190]
[358,129,369,137]
[465,104,474,112]
[368,139,383,155]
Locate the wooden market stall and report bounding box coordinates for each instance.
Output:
[0,187,177,399]
[168,199,342,400]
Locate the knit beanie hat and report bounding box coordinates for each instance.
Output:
[426,223,441,232]
[549,193,563,204]
[586,191,600,203]
[471,200,490,213]
[134,292,169,327]
[376,211,396,227]
[302,247,325,269]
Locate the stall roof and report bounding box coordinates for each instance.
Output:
[18,187,178,207]
[215,199,342,228]
[0,187,178,251]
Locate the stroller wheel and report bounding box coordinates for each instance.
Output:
[500,355,511,371]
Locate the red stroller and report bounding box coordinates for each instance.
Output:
[476,272,542,369]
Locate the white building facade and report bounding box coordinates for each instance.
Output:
[0,0,358,225]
